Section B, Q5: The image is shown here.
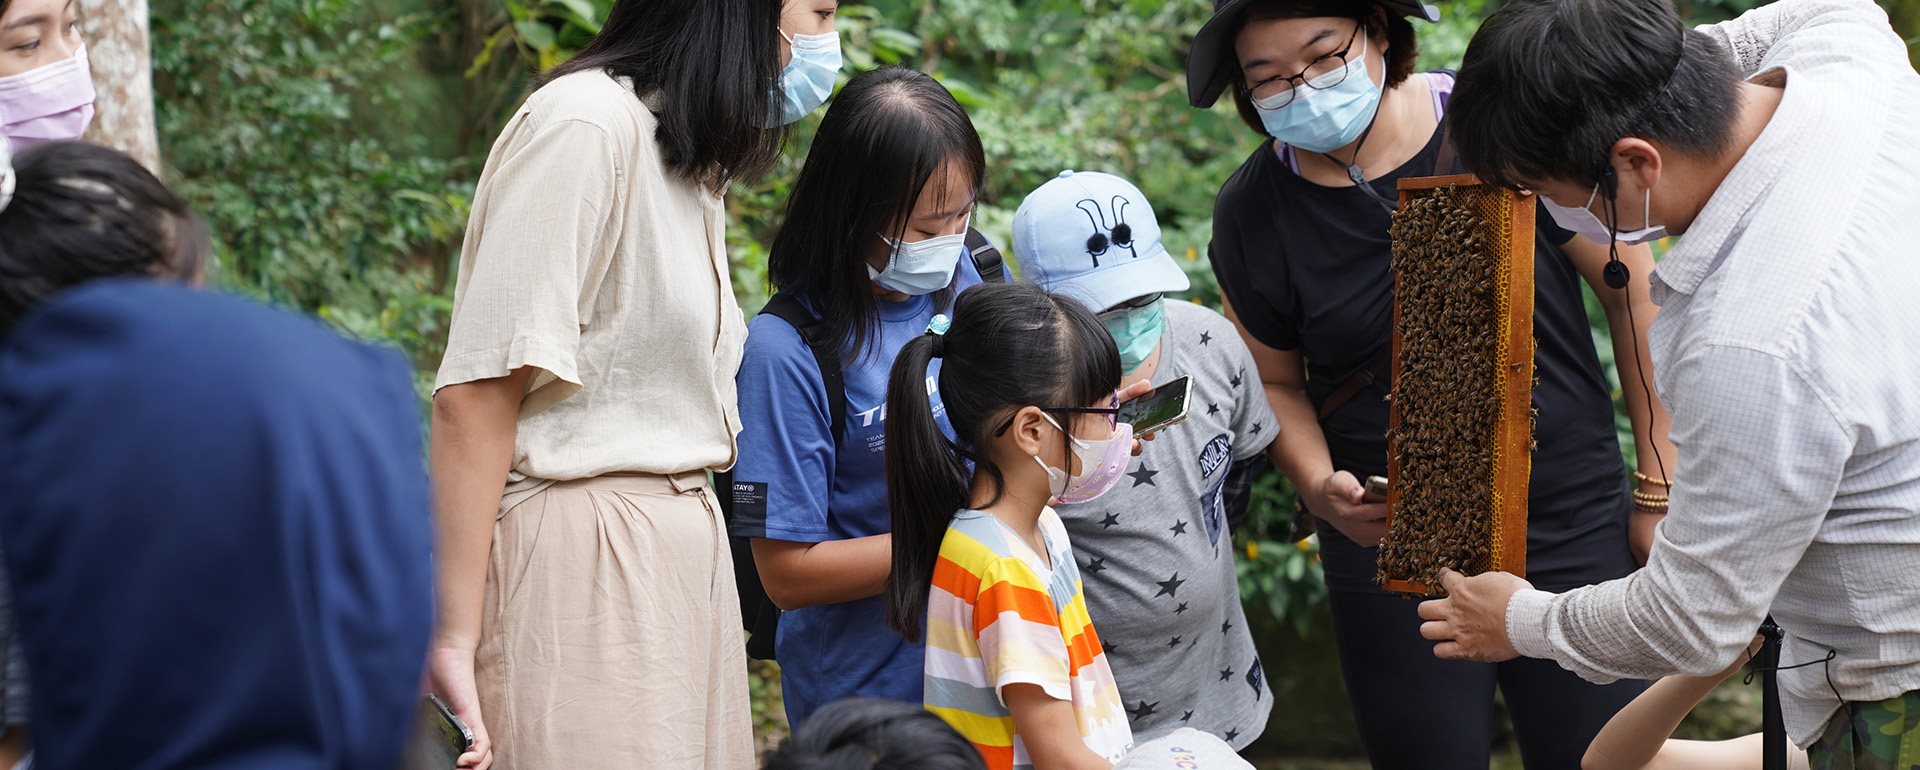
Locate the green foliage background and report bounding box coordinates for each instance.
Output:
[145,0,1916,758]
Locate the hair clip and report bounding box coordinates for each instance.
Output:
[926,314,951,336]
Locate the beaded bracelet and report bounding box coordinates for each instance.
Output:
[1634,471,1674,488]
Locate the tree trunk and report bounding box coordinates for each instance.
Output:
[79,0,160,174]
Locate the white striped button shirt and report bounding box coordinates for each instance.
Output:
[1505,0,1920,746]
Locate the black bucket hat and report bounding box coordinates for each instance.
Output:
[1185,0,1440,108]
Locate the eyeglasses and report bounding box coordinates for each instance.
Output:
[1241,20,1365,110]
[1099,293,1163,320]
[994,392,1122,437]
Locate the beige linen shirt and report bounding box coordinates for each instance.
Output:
[435,70,747,513]
[1505,0,1920,746]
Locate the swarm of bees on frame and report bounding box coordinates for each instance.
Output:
[1377,186,1526,590]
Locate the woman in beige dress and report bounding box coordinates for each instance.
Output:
[428,1,843,767]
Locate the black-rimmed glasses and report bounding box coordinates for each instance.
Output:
[1241,20,1365,110]
[994,392,1122,437]
[1099,293,1163,320]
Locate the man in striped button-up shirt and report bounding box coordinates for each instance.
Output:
[1420,0,1920,759]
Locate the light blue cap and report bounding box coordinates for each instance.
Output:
[1012,169,1191,313]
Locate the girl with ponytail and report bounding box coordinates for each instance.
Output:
[884,281,1135,770]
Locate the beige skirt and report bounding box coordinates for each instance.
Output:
[475,472,752,769]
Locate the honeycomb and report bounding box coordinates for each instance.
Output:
[1376,175,1535,594]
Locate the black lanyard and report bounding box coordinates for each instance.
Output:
[1328,116,1399,213]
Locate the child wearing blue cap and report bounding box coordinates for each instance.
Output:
[1012,170,1278,750]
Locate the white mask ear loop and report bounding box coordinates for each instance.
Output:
[0,134,14,215]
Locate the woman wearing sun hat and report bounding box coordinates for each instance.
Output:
[1186,0,1679,766]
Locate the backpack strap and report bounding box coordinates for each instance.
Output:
[1317,344,1393,423]
[966,227,1007,283]
[759,293,847,441]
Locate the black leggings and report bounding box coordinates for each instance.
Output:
[1325,585,1647,769]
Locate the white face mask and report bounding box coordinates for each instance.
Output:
[870,219,970,296]
[1541,183,1668,246]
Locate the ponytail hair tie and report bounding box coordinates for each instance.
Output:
[926,314,950,358]
[0,134,15,215]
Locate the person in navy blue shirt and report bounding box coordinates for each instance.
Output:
[730,67,990,725]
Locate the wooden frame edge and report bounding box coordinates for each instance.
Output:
[1495,192,1536,580]
[1396,173,1483,192]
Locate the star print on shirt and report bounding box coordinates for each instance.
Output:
[1225,728,1241,743]
[1085,557,1107,574]
[1181,710,1195,723]
[1174,602,1189,615]
[1155,573,1185,598]
[1218,668,1234,682]
[1166,636,1183,649]
[1199,331,1213,346]
[1207,402,1220,416]
[1169,519,1189,537]
[1127,700,1160,720]
[1103,640,1117,655]
[1250,421,1263,435]
[1221,619,1233,635]
[1230,369,1244,388]
[1099,512,1120,529]
[1127,464,1159,487]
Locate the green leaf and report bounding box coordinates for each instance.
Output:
[550,0,599,25]
[514,19,557,54]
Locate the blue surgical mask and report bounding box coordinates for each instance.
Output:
[776,30,841,126]
[1252,35,1383,154]
[871,223,969,296]
[1100,298,1167,374]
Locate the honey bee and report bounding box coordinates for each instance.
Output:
[1378,184,1532,590]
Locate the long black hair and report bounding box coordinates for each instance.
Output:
[761,697,987,770]
[883,282,1120,642]
[0,141,209,335]
[543,0,786,186]
[768,66,986,363]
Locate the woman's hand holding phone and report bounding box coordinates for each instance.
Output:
[426,647,493,770]
[1310,471,1390,547]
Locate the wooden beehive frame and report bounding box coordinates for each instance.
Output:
[1379,173,1535,595]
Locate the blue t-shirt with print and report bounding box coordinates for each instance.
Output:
[729,256,982,725]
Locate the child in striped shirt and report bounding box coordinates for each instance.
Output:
[882,282,1136,770]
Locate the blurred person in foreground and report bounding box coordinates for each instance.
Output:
[0,140,434,768]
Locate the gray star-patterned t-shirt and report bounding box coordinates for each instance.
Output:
[1057,300,1276,749]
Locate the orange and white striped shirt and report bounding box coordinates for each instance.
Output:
[924,507,1133,769]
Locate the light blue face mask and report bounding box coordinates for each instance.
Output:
[1252,34,1383,154]
[1100,297,1167,374]
[776,30,841,126]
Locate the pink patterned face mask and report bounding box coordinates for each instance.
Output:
[0,46,97,149]
[1035,416,1134,505]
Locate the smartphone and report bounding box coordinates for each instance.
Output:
[401,693,474,769]
[1118,375,1193,436]
[1363,475,1390,504]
